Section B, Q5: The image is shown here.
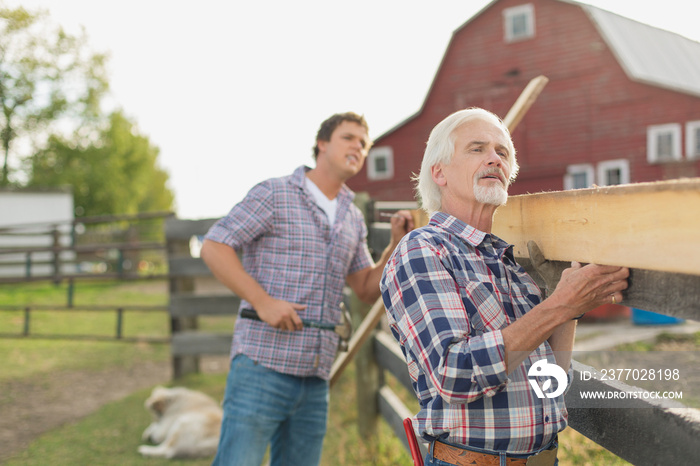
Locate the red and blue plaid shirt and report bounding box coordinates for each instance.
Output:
[205,166,373,380]
[381,212,568,454]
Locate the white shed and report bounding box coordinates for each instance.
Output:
[0,187,76,278]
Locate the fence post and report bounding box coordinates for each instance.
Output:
[51,227,61,284]
[351,292,381,438]
[353,192,381,438]
[116,308,124,339]
[23,307,30,336]
[168,229,199,378]
[25,252,31,278]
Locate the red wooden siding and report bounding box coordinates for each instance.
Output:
[348,0,700,201]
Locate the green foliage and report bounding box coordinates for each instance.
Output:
[27,110,175,216]
[0,4,173,217]
[0,4,108,186]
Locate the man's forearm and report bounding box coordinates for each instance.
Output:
[200,239,270,309]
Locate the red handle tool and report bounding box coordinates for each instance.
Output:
[403,417,424,466]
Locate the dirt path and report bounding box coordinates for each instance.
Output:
[0,360,172,463]
[0,354,231,463]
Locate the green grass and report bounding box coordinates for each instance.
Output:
[0,280,233,340]
[0,280,167,307]
[4,373,227,466]
[0,280,172,381]
[0,281,644,465]
[1,338,170,382]
[615,331,700,352]
[2,361,630,466]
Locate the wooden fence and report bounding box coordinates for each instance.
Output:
[165,217,238,378]
[0,211,173,342]
[164,182,700,465]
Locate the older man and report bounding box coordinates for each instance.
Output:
[380,108,628,465]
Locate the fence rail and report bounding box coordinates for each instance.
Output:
[0,211,174,342]
[0,211,173,282]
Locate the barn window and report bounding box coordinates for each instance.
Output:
[367,146,394,181]
[597,159,630,186]
[503,4,535,43]
[564,164,594,190]
[686,120,700,160]
[647,123,681,163]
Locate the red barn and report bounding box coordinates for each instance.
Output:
[348,0,700,202]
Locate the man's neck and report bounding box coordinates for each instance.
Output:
[443,200,497,233]
[306,168,343,200]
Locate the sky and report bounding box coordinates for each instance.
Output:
[7,0,700,219]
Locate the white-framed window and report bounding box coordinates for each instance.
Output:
[564,164,594,190]
[367,146,394,181]
[685,120,700,160]
[503,4,535,43]
[597,159,630,186]
[647,123,681,163]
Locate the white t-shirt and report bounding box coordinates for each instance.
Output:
[305,176,338,225]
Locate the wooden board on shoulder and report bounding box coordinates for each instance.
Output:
[492,178,700,276]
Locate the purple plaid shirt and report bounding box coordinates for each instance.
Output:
[380,212,569,454]
[205,166,373,380]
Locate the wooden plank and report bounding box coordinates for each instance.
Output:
[329,297,385,387]
[171,331,232,356]
[378,386,416,456]
[493,179,700,276]
[502,75,549,130]
[520,259,700,320]
[169,295,240,317]
[165,217,218,240]
[168,257,211,277]
[374,331,414,393]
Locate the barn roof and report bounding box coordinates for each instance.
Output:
[376,0,700,140]
[582,3,700,98]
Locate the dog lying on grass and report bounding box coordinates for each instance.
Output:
[138,386,222,459]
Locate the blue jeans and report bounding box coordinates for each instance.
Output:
[212,354,329,466]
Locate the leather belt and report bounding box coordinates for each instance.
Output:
[432,440,557,466]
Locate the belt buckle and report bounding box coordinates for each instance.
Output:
[525,446,557,466]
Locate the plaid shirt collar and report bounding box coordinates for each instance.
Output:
[291,165,356,204]
[430,211,516,262]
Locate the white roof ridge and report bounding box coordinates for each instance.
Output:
[581,3,700,97]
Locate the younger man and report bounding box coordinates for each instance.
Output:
[202,112,413,466]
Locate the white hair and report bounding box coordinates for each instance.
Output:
[413,108,519,216]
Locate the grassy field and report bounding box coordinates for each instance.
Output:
[0,281,640,465]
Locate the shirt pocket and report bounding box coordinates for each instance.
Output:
[508,278,542,315]
[460,280,507,333]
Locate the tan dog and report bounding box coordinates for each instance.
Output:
[138,386,222,459]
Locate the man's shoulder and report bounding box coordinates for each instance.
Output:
[405,224,450,245]
[252,167,306,193]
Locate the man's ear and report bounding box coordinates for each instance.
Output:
[431,164,447,186]
[316,139,327,157]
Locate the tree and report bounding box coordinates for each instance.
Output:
[0,4,108,186]
[27,110,174,217]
